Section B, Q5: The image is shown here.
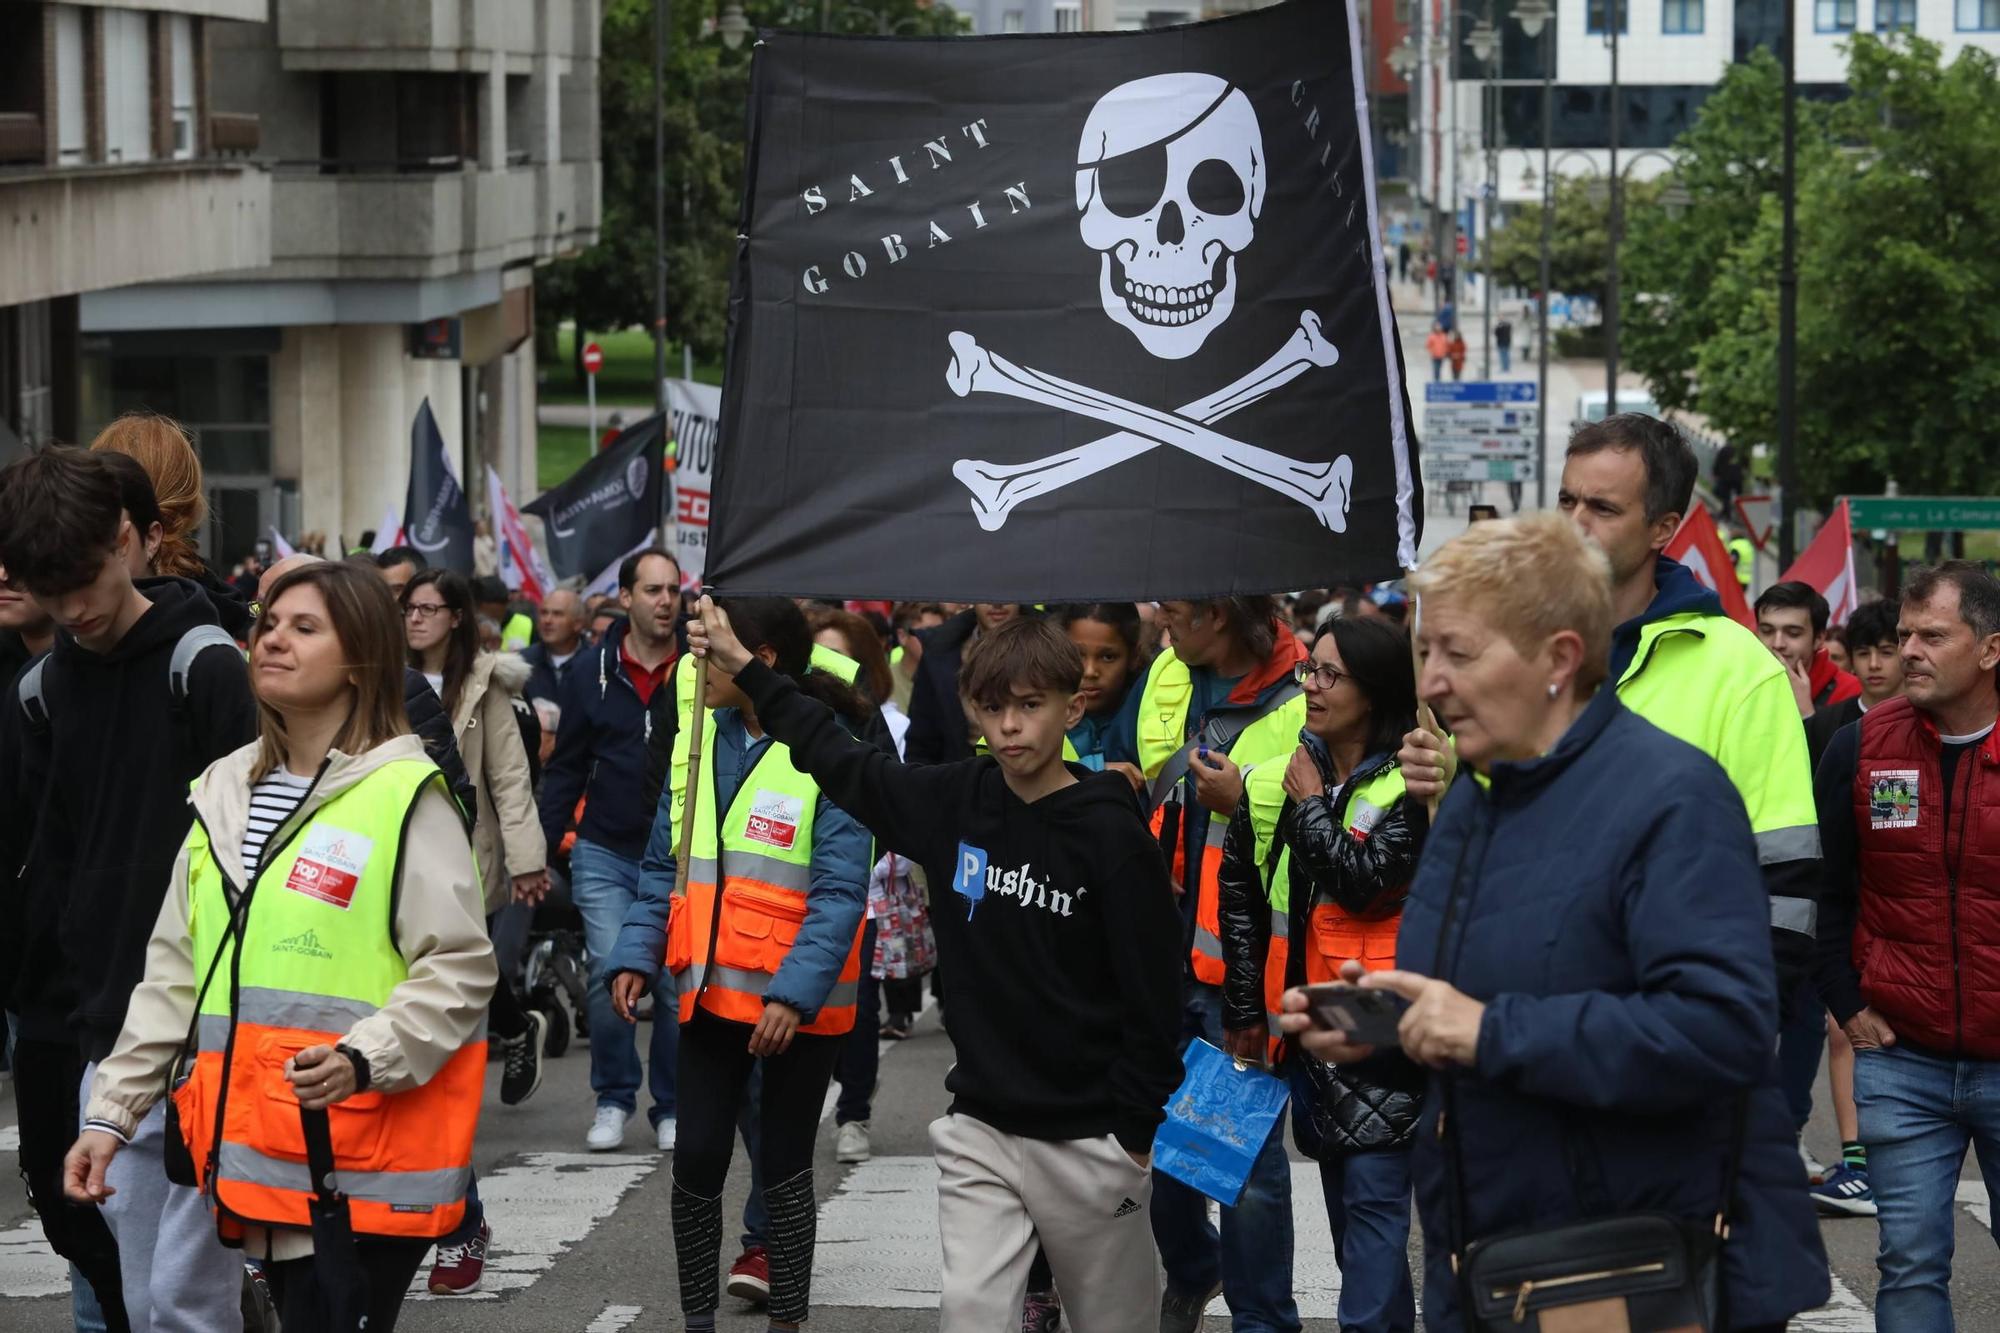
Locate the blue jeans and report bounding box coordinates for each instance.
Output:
[1150,984,1301,1332]
[1777,976,1827,1131]
[1497,346,1511,372]
[1853,1043,2000,1331]
[570,838,677,1123]
[1319,1151,1415,1333]
[72,1264,107,1333]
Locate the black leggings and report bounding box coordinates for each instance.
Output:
[262,1235,430,1333]
[672,1007,842,1321]
[484,911,529,1042]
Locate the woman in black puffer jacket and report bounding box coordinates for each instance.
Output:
[1218,615,1426,1333]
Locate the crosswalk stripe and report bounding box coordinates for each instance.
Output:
[0,1219,70,1299]
[405,1151,662,1302]
[583,1304,644,1330]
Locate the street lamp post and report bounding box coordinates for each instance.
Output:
[653,0,669,417]
[1777,0,1800,566]
[1511,0,1553,507]
[1466,12,1498,378]
[1606,0,1621,414]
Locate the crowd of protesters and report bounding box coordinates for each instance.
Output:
[0,408,1994,1333]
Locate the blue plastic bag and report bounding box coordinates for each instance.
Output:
[1152,1039,1290,1206]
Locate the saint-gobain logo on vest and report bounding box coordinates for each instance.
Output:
[743,790,804,852]
[282,825,377,910]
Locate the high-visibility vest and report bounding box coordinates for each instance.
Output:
[669,727,863,1035]
[501,612,534,653]
[1727,537,1755,590]
[1137,651,1306,985]
[173,759,484,1242]
[1616,611,1821,937]
[1245,758,1408,1061]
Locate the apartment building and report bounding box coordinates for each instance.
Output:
[0,0,601,564]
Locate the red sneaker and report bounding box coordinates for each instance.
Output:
[428,1220,490,1295]
[726,1244,771,1306]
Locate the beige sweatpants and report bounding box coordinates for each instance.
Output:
[930,1112,1161,1333]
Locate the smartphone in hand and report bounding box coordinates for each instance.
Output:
[1302,983,1410,1047]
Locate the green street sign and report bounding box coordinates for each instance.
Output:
[1845,496,2000,532]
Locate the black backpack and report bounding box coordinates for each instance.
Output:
[16,624,240,736]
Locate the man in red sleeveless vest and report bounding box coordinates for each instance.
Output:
[1815,562,2000,1331]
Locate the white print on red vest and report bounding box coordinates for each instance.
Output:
[743,790,804,852]
[281,825,376,910]
[1868,769,1920,830]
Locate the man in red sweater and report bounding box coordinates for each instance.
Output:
[1813,562,2000,1328]
[1757,580,1861,718]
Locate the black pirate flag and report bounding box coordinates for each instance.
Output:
[707,0,1420,602]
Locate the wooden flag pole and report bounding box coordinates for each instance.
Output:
[1407,576,1452,821]
[675,645,712,872]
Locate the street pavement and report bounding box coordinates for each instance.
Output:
[3,1002,1994,1330]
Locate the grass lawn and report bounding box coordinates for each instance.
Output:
[543,324,723,405]
[538,424,594,493]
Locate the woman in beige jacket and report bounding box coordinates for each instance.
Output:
[66,560,495,1333]
[401,568,550,1294]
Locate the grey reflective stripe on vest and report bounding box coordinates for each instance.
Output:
[1770,895,1819,936]
[198,1013,233,1053]
[682,851,814,894]
[235,986,381,1033]
[1204,817,1229,849]
[217,1142,470,1207]
[1755,824,1821,865]
[1192,925,1224,960]
[676,961,858,1011]
[1269,907,1289,940]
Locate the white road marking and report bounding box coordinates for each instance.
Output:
[819,992,938,1125]
[406,1152,662,1302]
[0,1218,70,1299]
[0,1126,19,1153]
[584,1304,644,1330]
[812,1157,1348,1316]
[1958,1180,1990,1229]
[1794,1273,1876,1332]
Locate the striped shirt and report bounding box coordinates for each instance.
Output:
[242,769,314,875]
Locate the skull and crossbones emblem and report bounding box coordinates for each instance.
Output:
[947,72,1354,532]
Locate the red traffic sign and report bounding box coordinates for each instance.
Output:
[1735,494,1776,551]
[581,342,604,375]
[1455,234,1467,256]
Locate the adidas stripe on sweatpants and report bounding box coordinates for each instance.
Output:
[930,1112,1159,1332]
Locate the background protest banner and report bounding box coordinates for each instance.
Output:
[1665,505,1755,628]
[524,413,668,590]
[665,378,721,584]
[706,0,1419,601]
[403,398,474,573]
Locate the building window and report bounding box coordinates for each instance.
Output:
[168,15,195,160]
[1662,0,1704,30]
[1816,0,1857,28]
[102,8,152,163]
[1877,0,1916,25]
[1054,2,1083,29]
[55,5,87,164]
[1001,9,1025,31]
[1958,0,1999,26]
[1586,0,1631,33]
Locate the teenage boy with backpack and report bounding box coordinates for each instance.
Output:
[688,599,1183,1331]
[0,447,257,1333]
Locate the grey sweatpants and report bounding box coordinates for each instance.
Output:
[930,1113,1159,1332]
[81,1063,245,1333]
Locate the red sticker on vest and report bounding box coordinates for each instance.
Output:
[281,826,375,910]
[743,790,803,851]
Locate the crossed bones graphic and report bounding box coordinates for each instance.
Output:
[945,311,1352,532]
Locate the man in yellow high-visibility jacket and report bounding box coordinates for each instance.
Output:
[1404,414,1821,1021]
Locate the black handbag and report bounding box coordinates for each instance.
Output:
[1433,827,1746,1333]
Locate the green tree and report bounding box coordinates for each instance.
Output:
[537,0,968,389]
[1483,174,1661,308]
[1625,37,2000,503]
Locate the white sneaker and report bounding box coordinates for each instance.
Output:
[586,1105,629,1152]
[1799,1137,1830,1185]
[836,1120,871,1164]
[656,1116,677,1152]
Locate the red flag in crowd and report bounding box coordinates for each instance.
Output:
[486,465,557,604]
[1780,499,1858,629]
[1665,505,1755,628]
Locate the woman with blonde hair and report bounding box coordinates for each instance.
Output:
[1279,512,1828,1332]
[90,411,254,637]
[65,560,495,1332]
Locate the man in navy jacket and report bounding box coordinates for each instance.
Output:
[538,548,684,1152]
